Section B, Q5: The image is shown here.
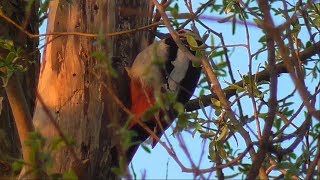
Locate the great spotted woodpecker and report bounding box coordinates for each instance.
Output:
[127,29,202,158]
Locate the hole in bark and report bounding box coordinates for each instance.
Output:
[80,142,89,158]
[94,4,99,12]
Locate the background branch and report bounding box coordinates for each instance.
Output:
[185,41,320,112]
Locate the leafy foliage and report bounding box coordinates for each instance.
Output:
[0,39,28,86]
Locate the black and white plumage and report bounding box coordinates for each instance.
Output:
[127,29,202,161]
[162,31,202,104]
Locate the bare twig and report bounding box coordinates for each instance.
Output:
[195,12,245,120]
[148,0,169,45]
[185,41,320,112]
[257,0,319,121]
[152,0,202,64]
[179,1,215,29]
[306,139,320,180]
[238,4,263,140]
[247,28,277,179]
[0,11,163,39]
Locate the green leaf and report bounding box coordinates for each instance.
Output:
[50,137,66,151]
[215,107,222,116]
[210,50,224,58]
[200,131,216,139]
[141,144,151,153]
[195,50,203,58]
[141,105,159,122]
[216,142,227,160]
[253,18,262,28]
[225,1,234,14]
[232,15,236,34]
[170,3,179,18]
[210,35,215,47]
[274,117,281,130]
[63,170,78,180]
[40,151,53,167]
[192,60,201,67]
[288,153,297,159]
[211,98,221,107]
[0,39,14,51]
[312,67,318,79]
[176,113,189,131]
[258,113,268,119]
[305,41,312,48]
[12,160,24,173]
[186,35,198,49]
[208,141,216,162]
[217,126,229,142]
[5,52,16,63]
[258,35,266,43]
[225,83,245,93]
[188,111,198,119]
[224,173,241,179]
[174,102,184,114]
[130,163,137,180]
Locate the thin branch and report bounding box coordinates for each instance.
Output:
[179,0,215,29]
[0,11,163,39]
[154,0,261,166]
[247,27,277,179]
[195,18,245,119]
[153,0,259,174]
[238,3,263,140]
[152,0,201,64]
[306,139,320,180]
[91,72,132,116]
[148,0,169,45]
[185,41,320,112]
[257,0,319,121]
[182,144,253,174]
[267,158,299,179]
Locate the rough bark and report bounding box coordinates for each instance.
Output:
[0,0,39,176]
[33,0,149,178]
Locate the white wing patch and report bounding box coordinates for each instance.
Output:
[167,49,190,91]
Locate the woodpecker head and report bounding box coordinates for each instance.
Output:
[155,29,202,42]
[176,29,202,41]
[127,29,202,92]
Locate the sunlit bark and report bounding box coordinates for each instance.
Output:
[32,0,148,178]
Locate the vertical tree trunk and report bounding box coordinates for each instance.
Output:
[0,0,39,175]
[33,0,149,178]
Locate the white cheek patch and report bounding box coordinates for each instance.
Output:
[130,41,169,88]
[168,49,190,91]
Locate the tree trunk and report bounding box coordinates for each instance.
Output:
[0,0,39,176]
[33,0,149,178]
